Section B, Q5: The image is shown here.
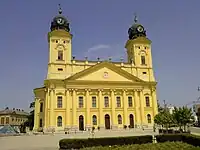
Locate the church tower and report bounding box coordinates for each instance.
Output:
[125,15,155,81]
[47,5,72,79]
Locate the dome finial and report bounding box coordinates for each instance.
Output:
[58,4,62,14]
[134,13,138,23]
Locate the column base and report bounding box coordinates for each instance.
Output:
[70,125,78,131]
[97,124,104,130]
[85,125,92,131]
[111,125,118,130]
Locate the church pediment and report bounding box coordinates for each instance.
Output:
[66,61,145,83]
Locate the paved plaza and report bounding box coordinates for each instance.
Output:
[0,129,156,150]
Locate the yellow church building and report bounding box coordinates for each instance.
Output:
[33,7,158,132]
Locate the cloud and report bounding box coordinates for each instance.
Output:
[84,44,127,62]
[86,44,111,53]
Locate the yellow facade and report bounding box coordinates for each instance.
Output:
[33,12,158,132]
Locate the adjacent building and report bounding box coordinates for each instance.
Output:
[0,107,29,127]
[33,7,158,132]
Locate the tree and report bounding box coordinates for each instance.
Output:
[26,101,35,130]
[154,108,174,130]
[173,106,193,131]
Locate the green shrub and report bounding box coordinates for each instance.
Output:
[156,134,184,142]
[59,135,152,149]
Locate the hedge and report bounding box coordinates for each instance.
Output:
[59,134,200,149]
[156,134,200,147]
[81,142,197,150]
[59,135,152,149]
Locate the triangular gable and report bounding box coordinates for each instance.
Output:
[66,61,145,83]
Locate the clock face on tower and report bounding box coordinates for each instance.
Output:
[137,26,144,32]
[57,18,65,25]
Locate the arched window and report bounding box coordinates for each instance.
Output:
[57,116,62,127]
[141,55,146,65]
[92,115,97,125]
[147,114,151,124]
[57,96,62,108]
[104,96,109,107]
[58,51,63,60]
[118,115,122,124]
[40,103,43,112]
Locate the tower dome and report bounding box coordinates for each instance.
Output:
[128,15,146,40]
[50,4,70,32]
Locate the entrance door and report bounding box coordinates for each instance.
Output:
[129,114,134,128]
[105,114,110,129]
[79,115,84,131]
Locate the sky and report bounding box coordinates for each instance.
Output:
[0,0,200,110]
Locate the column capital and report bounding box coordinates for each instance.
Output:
[85,89,91,92]
[110,89,116,92]
[72,89,78,91]
[151,87,156,92]
[122,89,127,92]
[35,97,40,101]
[98,89,103,92]
[133,89,140,92]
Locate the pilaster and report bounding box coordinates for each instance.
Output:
[111,89,117,129]
[98,89,104,128]
[139,90,145,125]
[123,89,128,126]
[33,97,40,131]
[85,89,91,130]
[44,88,48,129]
[49,88,55,128]
[134,90,140,126]
[65,89,70,128]
[72,89,78,130]
[151,87,158,117]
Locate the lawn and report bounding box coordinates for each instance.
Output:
[81,142,200,150]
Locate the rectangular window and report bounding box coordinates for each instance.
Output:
[6,117,9,124]
[141,56,146,65]
[146,97,150,107]
[1,117,5,124]
[116,97,121,107]
[104,96,109,107]
[58,68,63,71]
[40,103,43,112]
[57,96,63,108]
[128,97,133,107]
[58,51,63,60]
[92,96,96,108]
[143,72,147,74]
[79,96,84,108]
